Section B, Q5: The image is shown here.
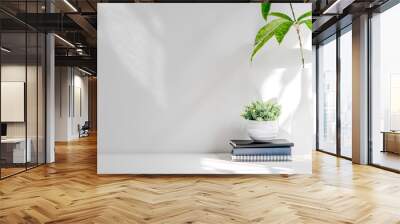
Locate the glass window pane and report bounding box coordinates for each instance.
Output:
[26,0,40,168]
[318,37,337,154]
[27,31,38,169]
[1,32,27,178]
[38,33,46,165]
[0,1,46,179]
[371,4,400,171]
[340,29,352,158]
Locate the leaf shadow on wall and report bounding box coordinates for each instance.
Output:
[100,4,313,156]
[250,43,313,156]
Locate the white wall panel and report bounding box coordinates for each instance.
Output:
[98,3,313,173]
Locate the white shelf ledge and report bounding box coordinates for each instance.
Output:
[98,153,312,174]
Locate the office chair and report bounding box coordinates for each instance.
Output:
[79,121,90,138]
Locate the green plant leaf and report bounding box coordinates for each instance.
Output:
[296,11,312,22]
[274,21,293,44]
[299,19,312,30]
[254,19,285,46]
[254,26,268,46]
[251,19,288,61]
[261,2,271,21]
[251,32,274,62]
[269,12,293,22]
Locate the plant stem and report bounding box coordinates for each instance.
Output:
[289,3,305,68]
[289,3,297,20]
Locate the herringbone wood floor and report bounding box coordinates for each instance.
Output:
[1,135,400,224]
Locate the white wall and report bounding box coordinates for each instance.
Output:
[98,3,313,174]
[71,73,89,138]
[55,67,69,141]
[46,32,56,163]
[1,65,41,138]
[1,66,26,127]
[55,67,89,141]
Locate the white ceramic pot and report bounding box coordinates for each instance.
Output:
[247,120,279,142]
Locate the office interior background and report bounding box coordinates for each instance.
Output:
[0,0,400,222]
[0,0,97,179]
[315,0,400,172]
[1,0,399,177]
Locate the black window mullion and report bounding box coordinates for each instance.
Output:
[44,0,47,164]
[336,29,341,157]
[0,26,2,179]
[367,11,373,165]
[316,45,320,150]
[36,0,39,167]
[24,0,28,171]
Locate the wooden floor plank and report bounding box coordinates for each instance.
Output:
[0,134,400,223]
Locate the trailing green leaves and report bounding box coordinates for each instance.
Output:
[269,12,293,22]
[254,19,286,46]
[261,2,271,21]
[297,11,311,22]
[251,18,288,61]
[299,19,312,30]
[251,3,312,67]
[296,10,312,31]
[274,21,293,44]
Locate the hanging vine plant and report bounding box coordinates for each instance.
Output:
[251,2,312,68]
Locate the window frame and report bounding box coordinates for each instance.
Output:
[315,24,353,161]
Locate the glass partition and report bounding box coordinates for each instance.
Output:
[370,4,400,171]
[340,28,352,158]
[317,36,337,154]
[27,31,38,169]
[0,2,46,179]
[0,31,28,177]
[38,32,45,165]
[316,25,353,160]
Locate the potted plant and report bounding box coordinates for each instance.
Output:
[241,100,281,142]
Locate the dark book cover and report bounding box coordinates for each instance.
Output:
[229,139,294,148]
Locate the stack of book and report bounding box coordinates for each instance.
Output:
[229,139,294,162]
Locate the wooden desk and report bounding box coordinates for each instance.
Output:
[382,131,400,154]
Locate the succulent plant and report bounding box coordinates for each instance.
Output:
[241,101,281,121]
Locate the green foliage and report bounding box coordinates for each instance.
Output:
[297,11,312,22]
[269,12,292,22]
[274,20,293,44]
[251,3,312,67]
[261,2,271,21]
[241,101,281,121]
[299,19,312,30]
[251,19,288,61]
